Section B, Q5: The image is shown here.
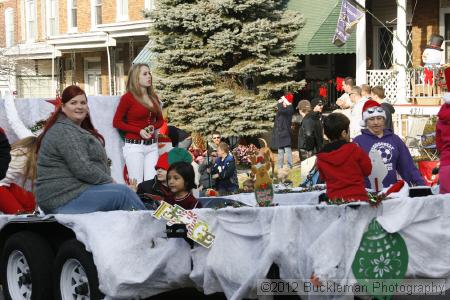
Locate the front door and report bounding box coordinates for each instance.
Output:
[84,58,102,95]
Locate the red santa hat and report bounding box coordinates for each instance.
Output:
[360,99,386,127]
[443,67,450,104]
[280,93,294,106]
[154,152,170,171]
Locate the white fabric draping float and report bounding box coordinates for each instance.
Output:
[36,193,450,300]
[0,97,126,183]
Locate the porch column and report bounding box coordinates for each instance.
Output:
[355,0,366,85]
[106,33,112,96]
[395,0,408,104]
[52,46,55,96]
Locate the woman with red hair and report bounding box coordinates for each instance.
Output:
[113,63,164,184]
[35,85,145,214]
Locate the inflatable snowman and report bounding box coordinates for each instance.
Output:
[422,35,444,88]
[422,34,444,66]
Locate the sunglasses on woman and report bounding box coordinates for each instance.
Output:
[367,107,384,114]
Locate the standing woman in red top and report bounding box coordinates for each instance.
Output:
[113,63,164,184]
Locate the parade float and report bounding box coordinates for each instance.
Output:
[0,96,450,300]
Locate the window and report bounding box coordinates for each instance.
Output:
[5,8,14,47]
[17,76,53,98]
[67,0,77,32]
[91,0,102,27]
[116,0,128,21]
[25,0,36,41]
[115,63,125,95]
[144,0,155,10]
[46,0,57,36]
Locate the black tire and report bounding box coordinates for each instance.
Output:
[54,239,103,300]
[1,231,54,300]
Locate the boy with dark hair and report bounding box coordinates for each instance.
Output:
[316,113,372,203]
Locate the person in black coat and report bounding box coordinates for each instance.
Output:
[297,98,324,161]
[272,93,294,169]
[0,128,11,180]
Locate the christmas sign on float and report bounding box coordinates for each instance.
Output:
[153,201,215,248]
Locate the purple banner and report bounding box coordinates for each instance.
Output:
[332,0,364,47]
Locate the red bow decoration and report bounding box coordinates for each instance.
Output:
[336,77,344,92]
[319,86,327,98]
[256,156,264,164]
[423,68,434,86]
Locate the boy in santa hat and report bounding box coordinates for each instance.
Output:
[436,67,450,194]
[353,100,424,189]
[316,113,372,203]
[0,128,11,180]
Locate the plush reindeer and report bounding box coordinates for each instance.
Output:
[250,152,272,189]
[250,152,274,206]
[258,138,275,176]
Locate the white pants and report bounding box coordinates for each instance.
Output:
[123,142,158,184]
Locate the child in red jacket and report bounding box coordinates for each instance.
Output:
[316,113,372,203]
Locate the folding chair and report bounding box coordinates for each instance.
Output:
[418,132,438,161]
[404,116,429,158]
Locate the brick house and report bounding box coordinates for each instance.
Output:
[0,0,152,97]
[289,0,447,101]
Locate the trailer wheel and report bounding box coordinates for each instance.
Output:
[1,231,53,300]
[54,239,103,300]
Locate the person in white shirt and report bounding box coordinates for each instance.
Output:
[349,86,369,139]
[334,77,355,119]
[336,77,355,110]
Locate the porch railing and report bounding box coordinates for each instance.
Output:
[367,66,447,105]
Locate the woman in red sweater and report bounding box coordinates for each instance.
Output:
[113,63,164,184]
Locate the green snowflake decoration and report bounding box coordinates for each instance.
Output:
[352,218,408,300]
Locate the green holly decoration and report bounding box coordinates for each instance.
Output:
[352,218,408,300]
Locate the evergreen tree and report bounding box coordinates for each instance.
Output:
[146,0,305,137]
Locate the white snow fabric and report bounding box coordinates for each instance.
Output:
[55,211,194,299]
[3,93,34,139]
[0,194,447,299]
